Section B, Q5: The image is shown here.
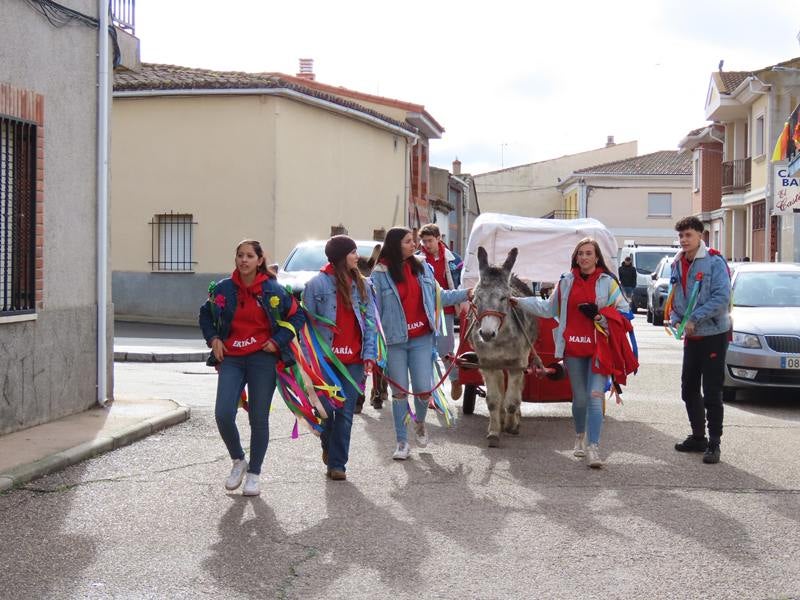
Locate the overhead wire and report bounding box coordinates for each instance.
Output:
[23,0,121,66]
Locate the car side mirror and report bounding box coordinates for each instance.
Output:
[651,272,658,280]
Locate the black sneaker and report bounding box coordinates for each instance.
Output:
[703,442,721,464]
[674,435,708,453]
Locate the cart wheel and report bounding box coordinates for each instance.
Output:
[462,385,477,415]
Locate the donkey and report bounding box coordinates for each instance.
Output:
[355,243,389,412]
[469,247,543,446]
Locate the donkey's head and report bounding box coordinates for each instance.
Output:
[356,243,382,277]
[473,246,518,342]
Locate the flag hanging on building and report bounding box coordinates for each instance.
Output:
[773,103,800,162]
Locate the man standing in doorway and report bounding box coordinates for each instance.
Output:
[618,255,637,306]
[418,223,464,400]
[668,216,731,464]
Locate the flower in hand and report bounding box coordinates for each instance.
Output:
[578,302,599,320]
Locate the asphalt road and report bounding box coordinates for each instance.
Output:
[1,316,798,599]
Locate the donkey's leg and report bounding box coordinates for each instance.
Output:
[503,371,524,435]
[483,369,505,447]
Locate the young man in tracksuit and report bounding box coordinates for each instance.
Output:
[668,216,731,464]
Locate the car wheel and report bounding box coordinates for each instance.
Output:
[462,385,477,415]
[722,386,736,403]
[653,310,664,326]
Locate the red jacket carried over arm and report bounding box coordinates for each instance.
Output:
[593,307,638,386]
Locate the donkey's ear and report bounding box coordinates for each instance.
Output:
[477,246,489,271]
[367,244,381,269]
[502,248,518,273]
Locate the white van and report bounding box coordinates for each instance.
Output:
[620,245,678,312]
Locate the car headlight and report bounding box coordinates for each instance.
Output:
[731,331,761,349]
[656,284,668,294]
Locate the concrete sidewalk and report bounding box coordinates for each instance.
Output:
[114,321,208,363]
[0,396,190,493]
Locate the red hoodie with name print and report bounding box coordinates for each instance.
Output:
[225,270,272,357]
[321,263,362,364]
[386,259,431,339]
[562,268,602,357]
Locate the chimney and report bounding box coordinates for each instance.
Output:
[606,135,615,147]
[452,157,462,175]
[297,58,315,81]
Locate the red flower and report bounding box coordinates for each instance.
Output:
[214,293,226,309]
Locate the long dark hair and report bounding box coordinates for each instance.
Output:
[378,226,423,283]
[331,257,367,310]
[236,239,269,275]
[570,237,619,284]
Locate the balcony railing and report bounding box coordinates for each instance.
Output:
[721,157,751,195]
[542,209,579,219]
[111,0,135,34]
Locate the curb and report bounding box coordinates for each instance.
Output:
[114,351,207,363]
[0,404,191,493]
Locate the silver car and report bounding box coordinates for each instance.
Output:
[724,262,800,401]
[646,256,673,326]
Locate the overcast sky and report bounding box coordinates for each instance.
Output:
[134,0,799,174]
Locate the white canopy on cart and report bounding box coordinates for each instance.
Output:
[460,213,619,288]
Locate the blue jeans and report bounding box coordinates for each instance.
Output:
[321,362,364,472]
[215,351,277,475]
[564,356,608,446]
[387,333,434,443]
[436,313,458,382]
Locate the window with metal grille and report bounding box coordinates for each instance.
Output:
[1,116,36,315]
[149,212,196,271]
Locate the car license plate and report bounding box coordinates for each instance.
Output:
[780,356,800,369]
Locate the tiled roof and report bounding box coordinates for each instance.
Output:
[114,63,416,133]
[719,71,749,94]
[574,151,691,176]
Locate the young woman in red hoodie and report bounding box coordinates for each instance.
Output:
[199,239,305,496]
[516,238,631,468]
[302,235,378,481]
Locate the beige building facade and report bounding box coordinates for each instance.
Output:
[112,64,419,323]
[558,151,692,249]
[473,139,637,218]
[704,58,800,262]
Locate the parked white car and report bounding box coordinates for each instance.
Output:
[275,239,380,299]
[723,262,800,401]
[620,245,677,313]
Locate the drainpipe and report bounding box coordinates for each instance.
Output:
[96,0,110,407]
[578,178,588,218]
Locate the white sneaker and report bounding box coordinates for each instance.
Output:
[587,444,604,469]
[392,441,411,460]
[225,458,248,490]
[414,421,428,448]
[573,433,587,458]
[242,473,261,496]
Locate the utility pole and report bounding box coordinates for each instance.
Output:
[500,143,509,168]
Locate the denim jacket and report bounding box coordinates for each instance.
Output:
[516,271,629,359]
[371,256,469,345]
[302,270,378,362]
[198,275,306,366]
[668,242,731,337]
